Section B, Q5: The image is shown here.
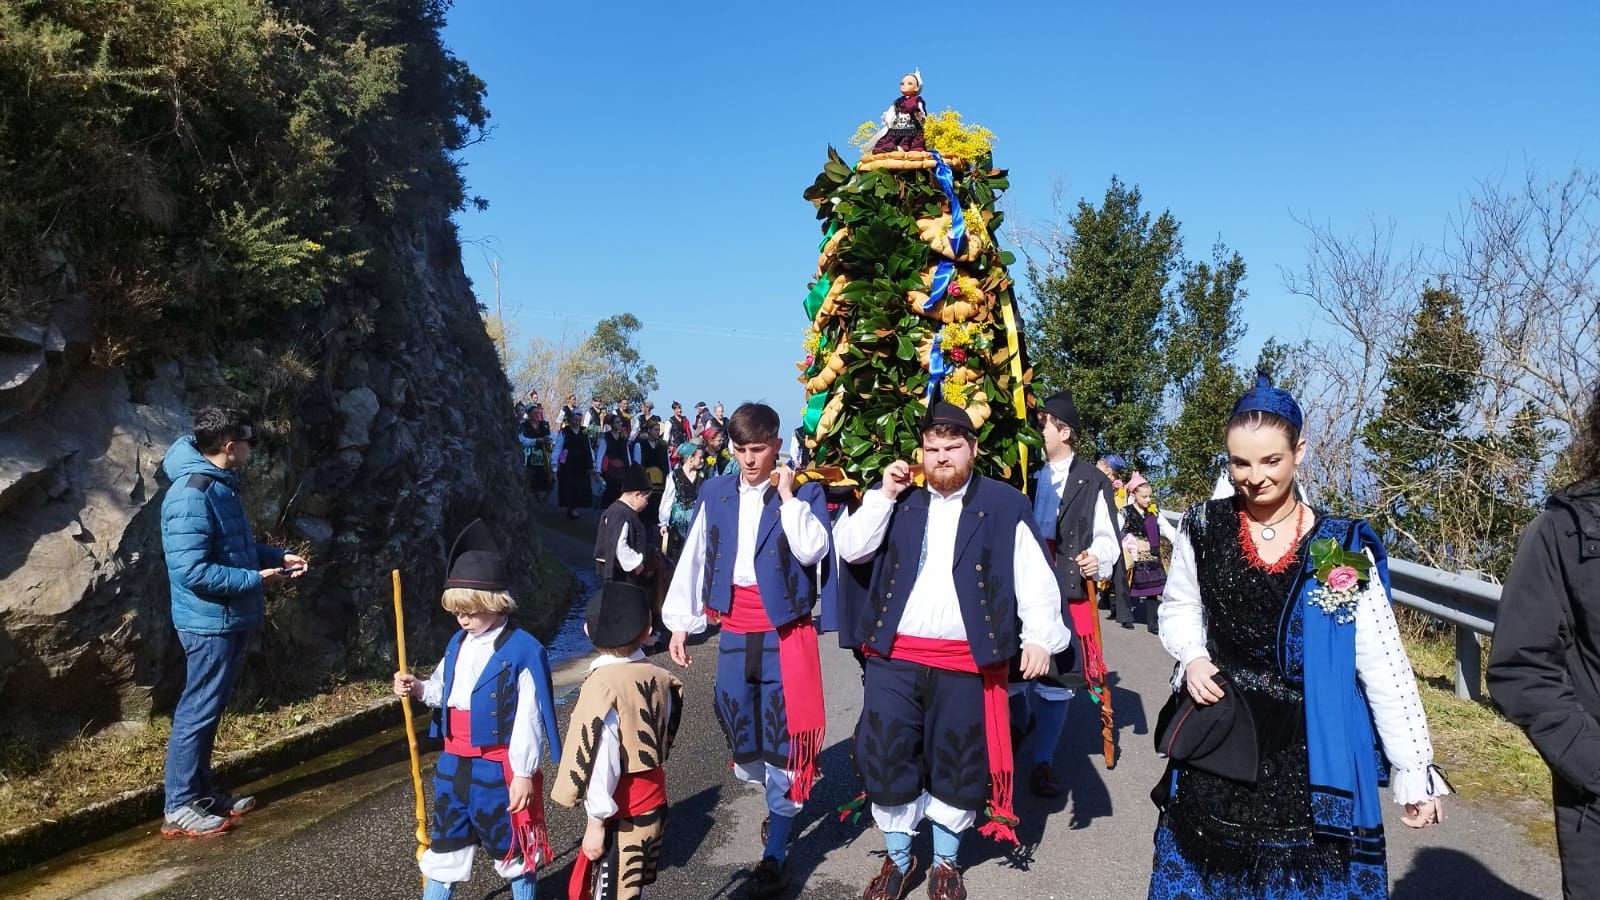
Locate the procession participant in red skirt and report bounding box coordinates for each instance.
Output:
[833,401,1071,900]
[662,402,832,898]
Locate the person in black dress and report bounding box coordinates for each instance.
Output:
[554,416,593,519]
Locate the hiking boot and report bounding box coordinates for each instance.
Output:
[1029,762,1061,798]
[747,855,789,897]
[209,791,257,817]
[161,800,234,837]
[926,861,966,900]
[862,855,919,900]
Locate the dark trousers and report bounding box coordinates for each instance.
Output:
[1555,777,1600,899]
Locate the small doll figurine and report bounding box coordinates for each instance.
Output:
[871,69,927,153]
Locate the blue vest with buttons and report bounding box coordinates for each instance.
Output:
[695,474,829,628]
[859,475,1039,667]
[431,623,562,762]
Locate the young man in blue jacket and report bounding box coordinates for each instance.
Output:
[159,406,308,836]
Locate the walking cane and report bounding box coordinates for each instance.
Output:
[1085,579,1116,769]
[392,569,431,867]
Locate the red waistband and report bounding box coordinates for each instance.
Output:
[615,768,667,815]
[722,584,775,634]
[879,635,981,674]
[444,708,508,759]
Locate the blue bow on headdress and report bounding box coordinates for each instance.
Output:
[1230,371,1304,433]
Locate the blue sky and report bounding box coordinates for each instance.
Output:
[442,2,1596,422]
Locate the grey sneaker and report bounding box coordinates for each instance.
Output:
[161,800,234,837]
[209,791,257,817]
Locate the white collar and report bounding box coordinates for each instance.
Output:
[464,622,507,645]
[589,648,647,670]
[737,475,768,495]
[1048,452,1075,474]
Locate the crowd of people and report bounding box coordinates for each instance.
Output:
[154,373,1600,900]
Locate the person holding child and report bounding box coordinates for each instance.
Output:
[553,581,684,900]
[392,520,562,900]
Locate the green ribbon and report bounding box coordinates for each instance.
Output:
[802,391,828,435]
[802,223,839,320]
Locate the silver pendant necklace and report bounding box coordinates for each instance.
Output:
[1253,501,1299,541]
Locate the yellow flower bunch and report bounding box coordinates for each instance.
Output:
[803,328,822,354]
[939,320,980,347]
[962,204,989,243]
[942,378,971,407]
[849,120,880,149]
[923,109,996,161]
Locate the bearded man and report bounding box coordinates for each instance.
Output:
[833,401,1071,900]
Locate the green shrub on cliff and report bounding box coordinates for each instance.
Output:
[0,0,487,362]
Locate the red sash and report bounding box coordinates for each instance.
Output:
[872,635,1020,845]
[567,768,668,900]
[724,585,826,802]
[443,709,551,870]
[1046,543,1108,686]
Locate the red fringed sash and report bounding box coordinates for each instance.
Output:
[568,769,668,900]
[726,585,826,802]
[875,635,1020,845]
[443,709,551,871]
[1048,539,1108,686]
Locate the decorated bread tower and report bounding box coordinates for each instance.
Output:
[795,70,1036,488]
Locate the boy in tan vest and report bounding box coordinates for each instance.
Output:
[553,582,683,900]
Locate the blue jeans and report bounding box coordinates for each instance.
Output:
[163,629,248,813]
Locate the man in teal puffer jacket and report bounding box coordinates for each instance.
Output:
[159,406,309,836]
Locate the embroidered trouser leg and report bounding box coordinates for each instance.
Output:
[714,630,800,816]
[856,655,985,833]
[422,753,535,881]
[584,807,666,900]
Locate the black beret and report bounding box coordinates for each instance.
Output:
[586,581,652,648]
[919,400,976,435]
[1153,671,1259,784]
[621,464,654,495]
[1041,390,1081,434]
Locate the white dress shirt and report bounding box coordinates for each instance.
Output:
[1157,518,1450,805]
[582,650,676,820]
[833,480,1071,653]
[661,476,831,634]
[419,622,543,778]
[614,518,644,574]
[1031,454,1120,579]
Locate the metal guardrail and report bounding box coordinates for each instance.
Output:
[1158,510,1498,701]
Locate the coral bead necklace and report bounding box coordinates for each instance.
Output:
[1238,500,1304,574]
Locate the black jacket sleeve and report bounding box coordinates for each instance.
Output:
[1487,510,1600,795]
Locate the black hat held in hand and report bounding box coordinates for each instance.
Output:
[444,518,509,592]
[1041,389,1081,434]
[586,581,653,648]
[621,464,653,495]
[1153,671,1260,784]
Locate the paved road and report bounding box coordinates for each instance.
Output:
[9,519,1564,899]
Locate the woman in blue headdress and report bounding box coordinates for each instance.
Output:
[1148,374,1450,899]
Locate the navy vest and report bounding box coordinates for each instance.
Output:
[695,474,829,628]
[1030,456,1117,603]
[431,622,562,763]
[857,475,1041,667]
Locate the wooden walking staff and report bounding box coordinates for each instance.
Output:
[1085,579,1116,769]
[391,569,431,863]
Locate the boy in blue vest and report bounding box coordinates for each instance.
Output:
[663,402,832,897]
[833,401,1071,900]
[393,519,562,900]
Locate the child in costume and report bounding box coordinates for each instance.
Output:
[1119,471,1177,634]
[553,581,684,900]
[663,402,831,897]
[393,519,562,900]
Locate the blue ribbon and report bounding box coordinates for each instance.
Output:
[927,332,947,402]
[921,152,967,310]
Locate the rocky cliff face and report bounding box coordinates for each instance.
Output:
[0,216,554,738]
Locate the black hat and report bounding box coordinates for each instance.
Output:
[586,581,653,648]
[1153,672,1259,784]
[444,518,509,592]
[621,464,653,494]
[1041,390,1081,433]
[919,400,976,435]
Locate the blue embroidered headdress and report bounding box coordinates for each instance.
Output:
[1230,371,1303,434]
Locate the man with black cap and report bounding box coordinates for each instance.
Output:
[392,519,562,900]
[594,464,660,589]
[553,581,683,900]
[1020,389,1122,799]
[832,400,1070,900]
[662,402,831,897]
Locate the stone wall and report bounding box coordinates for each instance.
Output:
[0,217,558,739]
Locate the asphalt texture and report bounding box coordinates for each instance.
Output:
[8,513,1565,900]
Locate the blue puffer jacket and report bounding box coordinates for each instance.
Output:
[159,436,285,634]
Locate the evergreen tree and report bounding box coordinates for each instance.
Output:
[584,313,659,404]
[1162,244,1248,503]
[1027,177,1181,461]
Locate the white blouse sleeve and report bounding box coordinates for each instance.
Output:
[1158,522,1209,687]
[420,660,446,709]
[1355,567,1450,804]
[833,490,895,564]
[507,669,545,778]
[662,511,708,633]
[584,709,622,819]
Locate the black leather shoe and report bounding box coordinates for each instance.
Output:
[1029,762,1062,798]
[748,855,789,897]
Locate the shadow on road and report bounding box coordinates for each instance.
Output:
[1392,847,1546,899]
